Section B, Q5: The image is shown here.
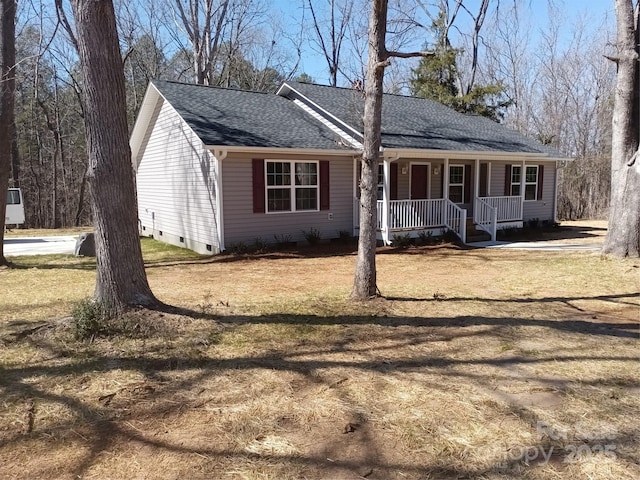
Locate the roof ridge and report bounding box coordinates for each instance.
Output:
[152,79,273,96]
[287,80,443,102]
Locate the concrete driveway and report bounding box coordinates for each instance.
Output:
[3,236,77,256]
[467,240,602,251]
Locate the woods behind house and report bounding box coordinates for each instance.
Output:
[9,0,615,229]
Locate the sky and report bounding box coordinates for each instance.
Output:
[270,0,617,86]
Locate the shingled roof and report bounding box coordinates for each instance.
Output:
[283,81,564,157]
[151,80,349,150]
[147,79,563,158]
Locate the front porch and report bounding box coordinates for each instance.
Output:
[355,157,535,244]
[375,196,523,244]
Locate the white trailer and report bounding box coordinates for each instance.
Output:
[5,188,25,226]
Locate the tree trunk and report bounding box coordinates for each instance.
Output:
[603,0,639,257]
[71,0,158,313]
[350,0,388,299]
[0,0,16,266]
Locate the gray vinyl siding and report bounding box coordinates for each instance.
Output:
[222,153,354,245]
[396,161,410,199]
[523,162,556,222]
[431,162,444,199]
[488,162,508,197]
[489,161,556,222]
[136,99,221,254]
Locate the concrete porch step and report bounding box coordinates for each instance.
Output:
[465,218,492,243]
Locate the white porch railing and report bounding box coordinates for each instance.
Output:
[377,199,446,230]
[474,197,498,241]
[477,196,522,222]
[375,198,466,242]
[444,199,466,243]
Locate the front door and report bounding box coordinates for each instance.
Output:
[410,164,430,199]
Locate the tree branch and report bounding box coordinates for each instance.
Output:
[386,50,435,59]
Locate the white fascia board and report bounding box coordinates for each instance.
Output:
[291,99,363,149]
[206,145,359,157]
[129,82,161,169]
[277,83,364,144]
[384,148,568,162]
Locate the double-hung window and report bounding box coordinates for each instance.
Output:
[266,161,318,213]
[510,167,521,196]
[511,165,539,200]
[449,165,465,203]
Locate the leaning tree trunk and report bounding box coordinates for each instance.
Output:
[603,0,639,257]
[350,0,388,299]
[0,0,16,266]
[71,0,158,312]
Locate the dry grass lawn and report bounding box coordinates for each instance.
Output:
[0,221,638,479]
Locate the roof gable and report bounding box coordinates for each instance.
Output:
[282,81,564,157]
[148,80,352,151]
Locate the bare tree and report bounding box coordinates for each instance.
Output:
[172,0,231,85]
[70,0,159,312]
[351,0,431,299]
[0,0,17,266]
[603,0,639,257]
[306,0,355,86]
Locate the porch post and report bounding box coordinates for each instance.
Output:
[474,158,480,223]
[443,158,449,200]
[474,158,480,199]
[382,158,391,245]
[520,159,526,221]
[443,158,450,226]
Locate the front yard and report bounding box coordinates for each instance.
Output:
[0,224,638,479]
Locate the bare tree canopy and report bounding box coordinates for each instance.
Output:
[306,0,355,86]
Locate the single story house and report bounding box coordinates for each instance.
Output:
[130,80,566,254]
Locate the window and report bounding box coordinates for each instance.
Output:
[511,165,539,200]
[266,161,318,212]
[524,165,539,200]
[510,167,521,196]
[6,190,20,205]
[377,164,384,200]
[449,165,465,203]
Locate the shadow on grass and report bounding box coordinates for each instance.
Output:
[0,315,640,478]
[383,292,640,310]
[0,302,638,479]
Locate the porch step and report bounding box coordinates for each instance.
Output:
[465,219,492,243]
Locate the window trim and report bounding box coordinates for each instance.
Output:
[265,160,320,214]
[448,164,465,204]
[512,165,540,201]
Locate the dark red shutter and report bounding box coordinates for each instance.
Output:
[504,164,512,196]
[356,160,362,198]
[440,164,445,198]
[390,163,398,200]
[537,165,544,200]
[479,163,488,197]
[252,158,265,213]
[464,165,471,203]
[320,160,330,210]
